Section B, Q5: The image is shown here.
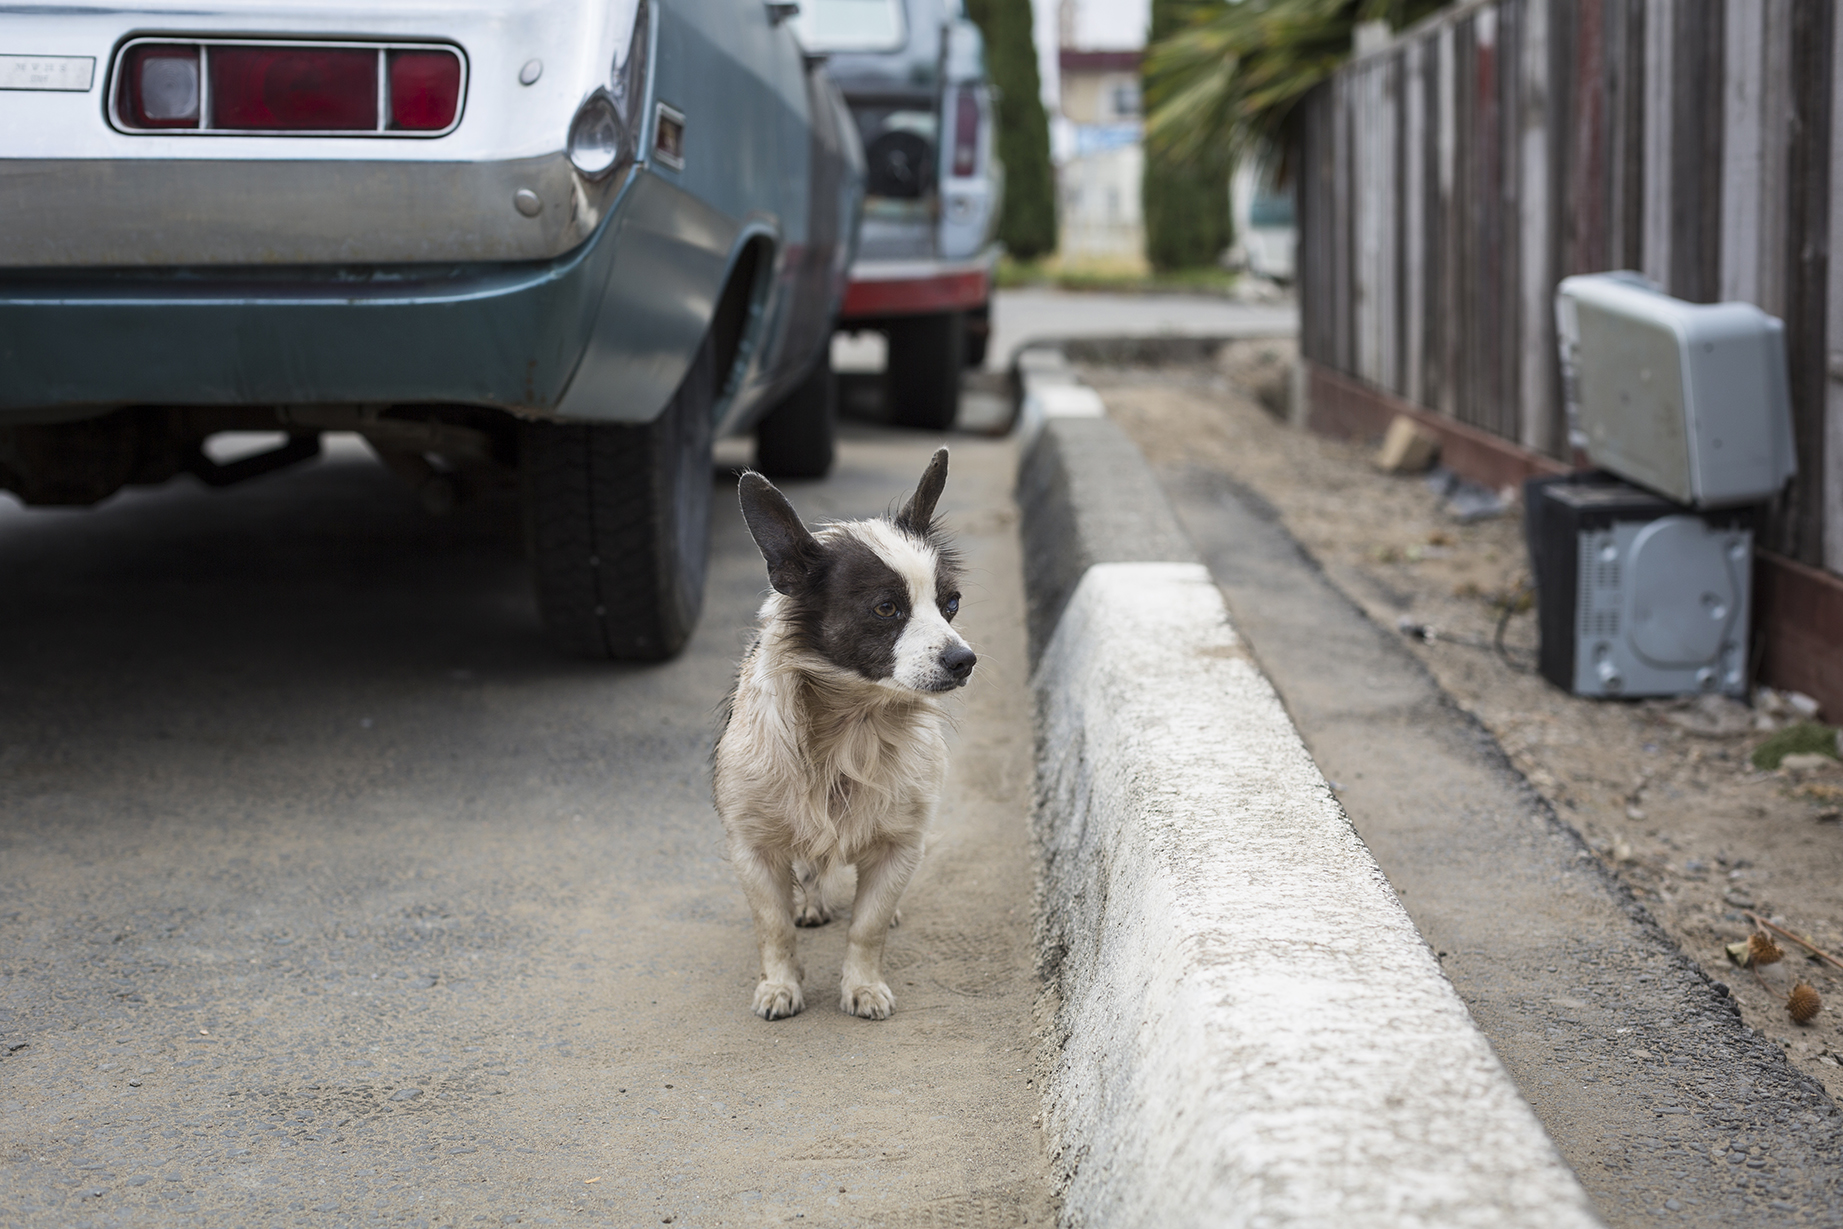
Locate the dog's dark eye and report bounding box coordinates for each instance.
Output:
[874,600,899,619]
[943,594,960,618]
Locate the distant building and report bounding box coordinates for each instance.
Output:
[1056,48,1143,260]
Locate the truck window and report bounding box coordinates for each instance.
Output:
[793,0,907,52]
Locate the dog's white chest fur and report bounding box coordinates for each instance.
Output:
[722,637,949,865]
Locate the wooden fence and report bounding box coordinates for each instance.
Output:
[1295,0,1840,583]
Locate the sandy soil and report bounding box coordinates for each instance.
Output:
[1089,344,1843,1103]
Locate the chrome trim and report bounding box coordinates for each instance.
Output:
[107,36,467,138]
[0,156,631,266]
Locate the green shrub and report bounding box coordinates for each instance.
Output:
[1752,722,1841,770]
[965,0,1058,259]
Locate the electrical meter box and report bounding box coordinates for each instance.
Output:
[1555,273,1796,507]
[1525,474,1756,698]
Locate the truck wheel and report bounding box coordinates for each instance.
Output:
[885,311,964,431]
[963,300,991,369]
[754,354,837,479]
[523,331,716,661]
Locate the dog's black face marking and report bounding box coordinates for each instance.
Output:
[739,454,974,691]
[788,536,911,681]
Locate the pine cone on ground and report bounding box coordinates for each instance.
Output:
[1749,932,1785,967]
[1787,983,1822,1025]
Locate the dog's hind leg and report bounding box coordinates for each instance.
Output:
[839,839,924,1020]
[791,859,832,927]
[733,843,804,1020]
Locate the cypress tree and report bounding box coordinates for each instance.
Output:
[965,0,1057,259]
[1141,0,1229,271]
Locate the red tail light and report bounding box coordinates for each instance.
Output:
[210,46,375,130]
[119,44,200,128]
[388,50,461,130]
[112,39,465,135]
[951,87,978,178]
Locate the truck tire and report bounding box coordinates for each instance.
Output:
[523,331,716,661]
[963,300,991,369]
[885,311,964,430]
[753,354,837,479]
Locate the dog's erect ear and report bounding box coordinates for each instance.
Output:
[895,448,949,535]
[738,472,820,595]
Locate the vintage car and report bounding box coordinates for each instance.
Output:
[797,0,1000,429]
[0,0,864,659]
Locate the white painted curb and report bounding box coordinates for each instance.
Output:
[1016,347,1107,447]
[1034,562,1603,1228]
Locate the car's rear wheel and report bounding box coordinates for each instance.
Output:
[884,311,963,431]
[753,352,837,479]
[523,331,716,661]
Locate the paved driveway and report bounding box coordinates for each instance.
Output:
[0,426,1050,1227]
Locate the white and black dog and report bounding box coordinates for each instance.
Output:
[713,449,975,1020]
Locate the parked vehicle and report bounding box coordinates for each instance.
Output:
[0,0,864,659]
[797,0,1001,429]
[1229,157,1295,283]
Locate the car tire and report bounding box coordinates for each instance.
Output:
[753,353,837,479]
[523,330,716,661]
[884,311,964,431]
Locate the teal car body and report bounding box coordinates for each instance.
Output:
[0,0,862,438]
[0,0,863,660]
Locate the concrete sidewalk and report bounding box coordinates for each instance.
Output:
[986,289,1296,371]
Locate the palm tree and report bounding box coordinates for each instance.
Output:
[1144,0,1448,171]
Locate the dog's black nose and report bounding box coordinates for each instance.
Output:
[942,644,977,681]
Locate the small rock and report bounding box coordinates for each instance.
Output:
[1779,753,1837,774]
[390,1088,422,1102]
[127,1176,151,1187]
[1375,416,1440,473]
[1787,692,1822,720]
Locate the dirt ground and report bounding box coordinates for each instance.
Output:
[1088,344,1843,1104]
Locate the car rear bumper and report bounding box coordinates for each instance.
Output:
[839,249,995,321]
[0,168,645,421]
[0,154,617,267]
[0,165,743,428]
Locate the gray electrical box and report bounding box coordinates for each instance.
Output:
[1526,475,1755,699]
[1555,273,1796,508]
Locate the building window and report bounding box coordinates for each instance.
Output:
[1110,81,1140,119]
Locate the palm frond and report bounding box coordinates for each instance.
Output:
[1144,0,1448,169]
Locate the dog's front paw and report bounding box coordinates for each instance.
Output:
[794,900,831,928]
[753,979,804,1020]
[840,981,895,1020]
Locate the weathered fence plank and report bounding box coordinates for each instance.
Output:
[1295,0,1836,579]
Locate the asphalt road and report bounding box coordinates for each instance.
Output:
[0,426,1052,1227]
